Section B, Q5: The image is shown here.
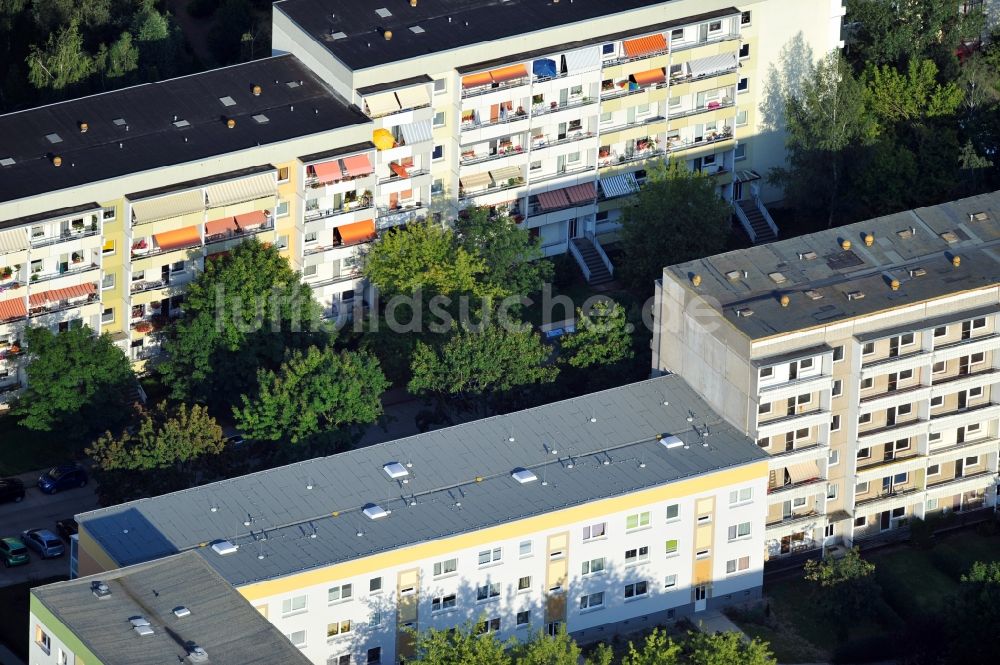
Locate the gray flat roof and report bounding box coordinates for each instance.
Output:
[0,55,370,205]
[77,374,766,586]
[275,0,682,71]
[666,191,1000,340]
[32,552,312,665]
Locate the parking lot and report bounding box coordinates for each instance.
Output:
[0,474,99,587]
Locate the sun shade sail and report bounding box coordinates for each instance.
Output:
[153,226,200,251]
[632,68,666,86]
[786,462,820,484]
[490,64,528,84]
[205,172,275,207]
[536,189,571,210]
[623,34,667,58]
[365,91,401,117]
[0,296,26,321]
[338,219,376,244]
[205,217,238,236]
[372,129,396,150]
[489,165,522,182]
[599,172,640,198]
[565,182,597,204]
[563,48,601,74]
[341,154,373,177]
[460,172,492,189]
[462,71,493,88]
[395,86,430,109]
[533,59,557,78]
[235,211,267,229]
[0,229,28,253]
[29,282,95,307]
[690,52,737,77]
[312,160,343,183]
[131,189,203,224]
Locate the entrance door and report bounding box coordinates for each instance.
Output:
[568,218,580,239]
[161,265,170,286]
[889,337,900,358]
[962,320,972,340]
[782,501,792,519]
[956,458,964,479]
[887,372,898,392]
[959,356,970,376]
[957,426,966,444]
[879,511,891,531]
[694,585,708,612]
[886,407,896,427]
[733,180,744,201]
[786,397,796,416]
[958,390,968,410]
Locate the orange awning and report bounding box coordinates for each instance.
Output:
[29,282,95,307]
[338,219,377,245]
[623,34,667,58]
[565,182,597,204]
[313,160,343,184]
[489,64,528,84]
[389,162,410,179]
[342,154,373,177]
[462,71,493,88]
[235,211,267,229]
[205,217,238,236]
[632,68,666,86]
[153,226,200,252]
[0,296,26,322]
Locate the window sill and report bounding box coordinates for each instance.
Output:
[579,606,604,615]
[433,572,458,581]
[625,526,651,534]
[478,561,503,570]
[476,597,500,604]
[327,599,353,606]
[665,552,680,559]
[625,559,650,567]
[281,610,308,618]
[582,536,607,544]
[624,594,649,603]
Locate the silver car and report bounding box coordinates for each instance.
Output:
[21,529,65,558]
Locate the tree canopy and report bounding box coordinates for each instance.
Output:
[454,207,553,298]
[803,547,879,637]
[559,300,634,369]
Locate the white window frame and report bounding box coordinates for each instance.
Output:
[626,511,650,531]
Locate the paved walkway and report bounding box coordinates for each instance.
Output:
[693,609,749,638]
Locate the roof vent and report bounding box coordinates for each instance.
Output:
[173,606,191,618]
[409,25,425,33]
[725,270,741,280]
[252,114,269,124]
[91,581,111,599]
[864,232,874,246]
[840,239,851,251]
[735,307,754,317]
[330,31,347,40]
[940,231,959,244]
[364,503,388,520]
[691,274,701,286]
[890,279,900,291]
[511,468,538,484]
[798,251,817,260]
[219,96,236,107]
[768,271,786,284]
[113,118,127,126]
[226,118,236,129]
[909,267,926,278]
[804,289,823,300]
[130,617,154,636]
[187,646,209,664]
[383,462,409,479]
[375,7,392,17]
[660,435,684,449]
[846,290,865,301]
[173,119,191,128]
[52,155,62,167]
[0,157,15,167]
[952,255,961,267]
[79,122,89,133]
[45,133,63,144]
[779,295,790,307]
[970,212,989,222]
[211,540,238,555]
[383,29,393,40]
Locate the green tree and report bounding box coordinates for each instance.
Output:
[559,300,634,369]
[685,631,777,665]
[620,160,730,293]
[408,620,511,665]
[233,346,389,444]
[95,31,139,81]
[159,238,323,408]
[363,220,488,298]
[864,59,963,126]
[454,207,552,298]
[803,547,878,637]
[26,19,94,91]
[408,321,557,404]
[770,52,877,227]
[512,627,583,665]
[15,326,134,441]
[620,627,682,665]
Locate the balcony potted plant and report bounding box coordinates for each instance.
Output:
[132,239,149,254]
[8,342,19,355]
[134,321,153,334]
[0,266,11,280]
[71,252,83,264]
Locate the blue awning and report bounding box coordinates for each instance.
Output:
[599,172,640,199]
[533,59,558,79]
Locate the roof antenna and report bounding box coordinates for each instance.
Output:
[257,541,265,560]
[306,477,314,490]
[508,428,515,443]
[589,406,597,423]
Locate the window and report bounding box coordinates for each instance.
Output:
[759,366,773,380]
[930,395,944,408]
[431,594,457,612]
[530,160,542,171]
[626,511,650,530]
[101,307,114,324]
[728,522,751,541]
[671,28,684,40]
[696,548,711,559]
[729,487,753,505]
[567,151,581,163]
[832,380,843,397]
[757,437,769,448]
[666,504,680,521]
[102,206,117,220]
[276,235,289,250]
[328,584,353,604]
[968,422,982,434]
[857,447,871,460]
[734,143,746,161]
[367,647,382,664]
[602,43,615,55]
[281,595,307,616]
[431,178,443,195]
[433,79,446,93]
[477,617,502,634]
[276,199,289,217]
[893,472,908,485]
[933,361,947,374]
[854,516,866,527]
[927,464,940,476]
[367,577,382,594]
[966,455,980,466]
[795,427,810,440]
[758,402,772,415]
[286,630,306,648]
[833,345,845,362]
[827,483,838,500]
[625,546,649,564]
[303,264,317,278]
[859,413,872,425]
[663,575,679,590]
[371,609,382,627]
[304,231,318,244]
[478,547,502,566]
[726,556,750,574]
[970,386,984,399]
[433,111,446,127]
[862,342,875,356]
[797,393,812,406]
[517,610,530,627]
[580,592,604,610]
[476,582,501,601]
[792,497,807,508]
[736,109,748,126]
[825,523,835,538]
[432,144,444,160]
[433,558,457,577]
[892,507,905,519]
[35,627,51,654]
[277,166,290,182]
[741,10,751,24]
[897,403,912,416]
[599,111,612,124]
[926,498,939,511]
[329,656,350,665]
[899,369,913,381]
[582,522,607,540]
[102,239,116,255]
[829,449,840,466]
[665,539,679,555]
[517,575,531,591]
[519,540,532,557]
[929,432,942,443]
[102,273,115,290]
[708,20,722,33]
[972,316,987,329]
[971,351,986,365]
[831,415,841,432]
[327,620,351,638]
[624,581,648,599]
[737,77,748,93]
[934,326,948,338]
[899,332,915,346]
[582,557,605,575]
[739,43,750,59]
[856,481,869,494]
[861,377,874,391]
[800,358,814,370]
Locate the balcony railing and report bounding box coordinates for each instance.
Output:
[669,64,739,87]
[599,148,664,169]
[461,76,531,100]
[28,293,99,318]
[854,486,922,509]
[306,271,363,289]
[306,172,374,188]
[31,263,99,285]
[665,130,734,153]
[304,203,374,223]
[532,131,596,151]
[204,221,275,246]
[767,477,824,495]
[531,165,595,185]
[459,178,526,202]
[529,96,598,118]
[668,99,735,120]
[766,510,825,529]
[603,47,669,68]
[600,82,667,102]
[462,110,529,132]
[29,227,100,248]
[377,168,430,185]
[377,204,425,227]
[669,32,740,53]
[460,147,524,166]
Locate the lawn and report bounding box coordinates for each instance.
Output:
[0,575,67,662]
[0,415,79,476]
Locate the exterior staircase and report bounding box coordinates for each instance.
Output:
[736,198,777,244]
[570,236,614,285]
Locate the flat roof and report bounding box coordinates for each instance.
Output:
[77,374,766,586]
[275,0,682,71]
[665,191,1000,340]
[0,54,370,205]
[0,202,101,232]
[32,552,312,665]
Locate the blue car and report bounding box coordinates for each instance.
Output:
[37,464,88,494]
[21,529,65,558]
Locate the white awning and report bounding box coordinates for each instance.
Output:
[460,172,492,190]
[364,91,401,117]
[399,120,433,145]
[786,461,820,484]
[0,228,28,253]
[599,172,640,199]
[563,47,601,74]
[130,189,204,224]
[395,86,430,110]
[489,165,522,182]
[204,172,276,207]
[690,52,737,77]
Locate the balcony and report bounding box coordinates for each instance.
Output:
[204,220,274,246]
[600,81,666,102]
[28,292,99,319]
[30,263,100,286]
[531,131,596,152]
[756,372,832,402]
[377,204,426,229]
[860,349,930,379]
[666,129,734,154]
[668,98,735,120]
[460,145,524,167]
[765,443,828,471]
[766,478,825,504]
[932,333,1000,364]
[766,511,826,540]
[599,147,665,169]
[929,402,1000,432]
[306,271,363,290]
[859,384,932,414]
[377,166,429,186]
[928,437,999,465]
[855,454,926,484]
[853,486,922,514]
[925,471,996,499]
[857,418,927,445]
[531,165,596,185]
[459,177,525,202]
[755,409,829,439]
[304,202,374,224]
[461,69,531,100]
[29,226,100,249]
[669,30,740,54]
[530,96,598,119]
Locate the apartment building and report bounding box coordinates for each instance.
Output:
[29,551,313,665]
[652,191,1000,563]
[72,375,769,664]
[274,0,846,270]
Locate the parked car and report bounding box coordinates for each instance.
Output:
[0,537,29,567]
[21,529,65,558]
[0,477,25,504]
[37,464,88,494]
[55,518,78,543]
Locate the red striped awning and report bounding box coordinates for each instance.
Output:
[537,189,571,211]
[565,182,597,204]
[623,34,667,58]
[341,154,373,177]
[235,210,267,229]
[0,296,26,322]
[205,217,238,236]
[29,282,96,307]
[312,160,343,184]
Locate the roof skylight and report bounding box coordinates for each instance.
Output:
[219,96,237,107]
[375,7,392,18]
[511,468,538,484]
[383,462,408,479]
[660,435,684,449]
[364,503,388,520]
